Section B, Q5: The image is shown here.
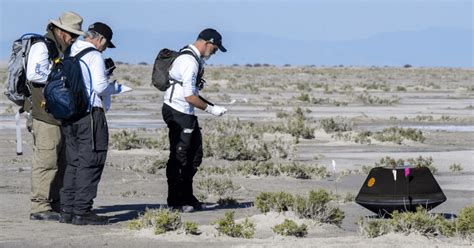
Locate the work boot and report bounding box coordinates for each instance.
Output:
[59,212,73,224]
[182,180,204,211]
[30,210,60,221]
[167,205,196,213]
[72,212,109,225]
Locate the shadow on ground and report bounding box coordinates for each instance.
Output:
[95,203,164,223]
[96,201,254,223]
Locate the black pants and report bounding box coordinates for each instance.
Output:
[162,104,203,207]
[60,108,108,215]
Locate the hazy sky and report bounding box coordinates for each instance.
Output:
[0,0,472,66]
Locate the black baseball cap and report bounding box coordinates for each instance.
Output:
[88,22,115,48]
[198,28,227,52]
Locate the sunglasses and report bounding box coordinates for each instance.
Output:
[67,31,79,39]
[207,42,218,53]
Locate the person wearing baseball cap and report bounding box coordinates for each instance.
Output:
[87,22,116,49]
[161,28,228,212]
[59,21,129,225]
[27,11,84,222]
[197,28,227,54]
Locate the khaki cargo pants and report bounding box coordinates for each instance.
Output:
[30,119,66,213]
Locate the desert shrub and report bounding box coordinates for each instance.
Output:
[272,219,308,237]
[262,108,316,140]
[414,115,434,122]
[255,192,273,213]
[389,208,454,237]
[183,221,200,235]
[296,92,311,102]
[110,129,160,150]
[286,107,315,139]
[235,162,329,179]
[353,131,372,144]
[456,205,474,238]
[276,110,289,119]
[407,156,437,174]
[396,86,407,91]
[203,119,275,161]
[278,163,312,179]
[358,81,390,91]
[214,211,256,239]
[373,127,425,144]
[256,190,344,226]
[154,209,182,234]
[128,208,182,235]
[357,207,461,238]
[343,192,356,203]
[319,118,353,133]
[357,217,391,238]
[374,156,437,174]
[255,191,294,213]
[375,156,405,168]
[196,178,239,204]
[296,82,311,91]
[356,93,400,105]
[294,190,345,226]
[449,163,463,173]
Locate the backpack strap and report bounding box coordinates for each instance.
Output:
[73,47,98,60]
[168,46,203,103]
[180,47,203,75]
[74,47,98,113]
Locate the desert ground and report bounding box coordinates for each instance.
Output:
[0,64,473,247]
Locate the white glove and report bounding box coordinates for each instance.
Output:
[205,104,227,116]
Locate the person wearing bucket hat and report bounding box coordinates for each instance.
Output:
[25,11,84,221]
[161,28,227,212]
[59,22,130,225]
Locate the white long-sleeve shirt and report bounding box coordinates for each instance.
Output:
[163,44,203,115]
[69,39,117,111]
[26,42,51,83]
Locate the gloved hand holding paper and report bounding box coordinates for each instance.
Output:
[113,81,133,94]
[205,104,227,116]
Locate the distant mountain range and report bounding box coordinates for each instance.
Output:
[1,28,472,67]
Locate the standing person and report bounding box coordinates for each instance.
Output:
[162,28,228,212]
[59,22,126,225]
[27,11,84,221]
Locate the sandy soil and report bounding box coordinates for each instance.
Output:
[0,66,472,247]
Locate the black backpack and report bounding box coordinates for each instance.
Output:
[151,47,203,91]
[43,47,97,121]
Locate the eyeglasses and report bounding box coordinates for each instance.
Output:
[67,31,79,39]
[207,42,218,53]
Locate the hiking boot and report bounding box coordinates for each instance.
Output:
[168,205,195,213]
[30,211,60,221]
[72,212,109,225]
[190,201,205,211]
[59,212,73,224]
[181,205,195,213]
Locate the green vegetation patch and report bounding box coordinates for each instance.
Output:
[272,219,308,237]
[255,189,344,226]
[213,211,256,238]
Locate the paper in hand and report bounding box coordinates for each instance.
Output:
[119,85,133,93]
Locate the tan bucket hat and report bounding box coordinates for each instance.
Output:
[49,11,84,35]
